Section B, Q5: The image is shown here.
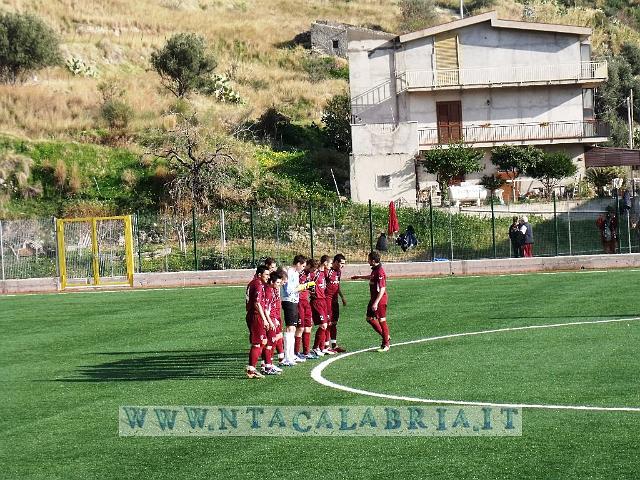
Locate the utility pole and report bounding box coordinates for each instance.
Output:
[627,89,634,149]
[460,0,464,19]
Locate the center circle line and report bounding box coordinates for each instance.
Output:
[310,316,640,413]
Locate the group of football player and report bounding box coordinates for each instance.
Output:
[245,251,390,379]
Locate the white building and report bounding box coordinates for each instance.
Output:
[347,11,609,205]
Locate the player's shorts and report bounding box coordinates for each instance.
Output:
[329,296,340,323]
[324,297,333,323]
[366,301,387,320]
[311,299,327,326]
[246,314,266,345]
[298,300,313,328]
[273,317,282,335]
[266,324,278,344]
[282,301,299,327]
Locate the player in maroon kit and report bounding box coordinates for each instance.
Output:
[245,265,271,378]
[325,253,347,353]
[295,260,314,359]
[352,251,390,352]
[309,257,334,357]
[263,270,285,375]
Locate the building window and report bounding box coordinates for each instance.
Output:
[332,39,339,50]
[376,175,391,189]
[583,89,594,120]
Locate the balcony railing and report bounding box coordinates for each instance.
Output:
[418,120,609,146]
[398,61,608,91]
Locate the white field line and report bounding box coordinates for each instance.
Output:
[311,317,640,413]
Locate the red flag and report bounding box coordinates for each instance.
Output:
[388,201,399,236]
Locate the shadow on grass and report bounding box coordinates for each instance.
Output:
[55,351,246,382]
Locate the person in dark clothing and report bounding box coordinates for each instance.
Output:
[508,216,524,258]
[519,216,534,257]
[405,225,418,249]
[375,233,388,252]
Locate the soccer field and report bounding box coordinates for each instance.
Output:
[2,270,639,479]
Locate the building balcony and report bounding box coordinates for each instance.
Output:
[397,61,608,92]
[418,120,609,148]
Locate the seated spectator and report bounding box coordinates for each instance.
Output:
[375,232,388,252]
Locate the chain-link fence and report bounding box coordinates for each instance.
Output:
[1,196,639,280]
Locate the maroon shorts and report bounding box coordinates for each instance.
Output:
[298,301,313,328]
[367,301,387,320]
[311,299,327,326]
[324,297,333,323]
[246,314,266,345]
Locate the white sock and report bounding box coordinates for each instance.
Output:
[284,331,294,362]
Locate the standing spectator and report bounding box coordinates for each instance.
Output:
[375,232,388,252]
[596,210,618,254]
[520,216,534,257]
[508,216,523,258]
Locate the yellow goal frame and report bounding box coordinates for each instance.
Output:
[56,215,135,289]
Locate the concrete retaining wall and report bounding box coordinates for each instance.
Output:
[2,254,639,295]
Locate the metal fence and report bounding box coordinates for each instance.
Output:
[1,196,639,280]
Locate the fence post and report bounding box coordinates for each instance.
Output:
[250,205,256,267]
[567,210,572,256]
[135,211,142,273]
[192,207,199,270]
[627,210,632,254]
[429,196,435,261]
[614,190,621,254]
[368,199,374,253]
[308,202,315,259]
[490,193,496,258]
[553,192,559,256]
[220,209,226,270]
[449,207,454,261]
[163,216,168,272]
[0,219,5,282]
[332,203,337,253]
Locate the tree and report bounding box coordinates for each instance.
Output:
[146,115,239,211]
[491,145,542,182]
[585,167,626,197]
[150,33,217,98]
[418,143,483,199]
[397,0,440,34]
[525,151,577,199]
[595,55,640,147]
[322,92,351,153]
[0,12,61,84]
[490,145,543,201]
[479,174,506,193]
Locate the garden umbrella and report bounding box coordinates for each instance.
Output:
[388,201,399,236]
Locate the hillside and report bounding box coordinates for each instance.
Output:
[1,0,640,216]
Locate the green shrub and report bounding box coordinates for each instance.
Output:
[100,99,134,130]
[0,12,61,83]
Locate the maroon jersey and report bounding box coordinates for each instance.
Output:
[310,270,326,300]
[246,277,266,315]
[369,264,388,304]
[325,267,341,299]
[265,285,281,320]
[299,271,310,301]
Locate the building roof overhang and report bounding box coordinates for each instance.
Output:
[585,147,640,167]
[398,11,592,44]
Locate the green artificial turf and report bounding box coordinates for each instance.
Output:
[1,270,639,479]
